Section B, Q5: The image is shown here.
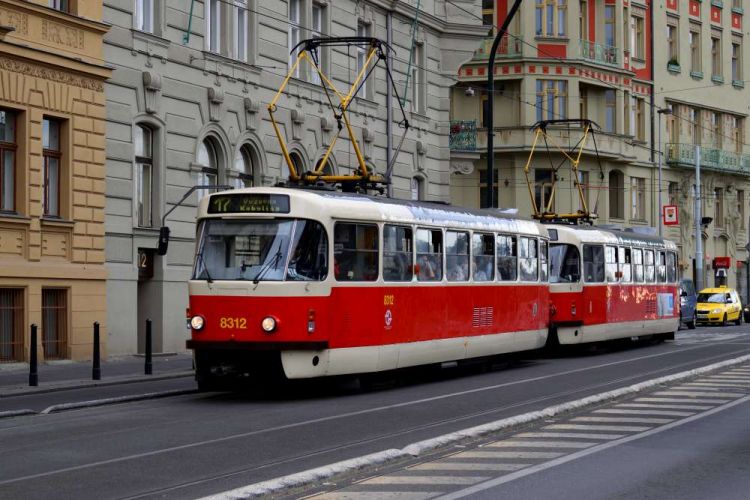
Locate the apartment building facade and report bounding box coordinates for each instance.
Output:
[451,0,750,293]
[657,0,750,293]
[103,0,487,354]
[0,0,111,362]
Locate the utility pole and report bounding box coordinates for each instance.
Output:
[486,0,524,209]
[656,107,672,236]
[695,145,703,290]
[386,10,393,197]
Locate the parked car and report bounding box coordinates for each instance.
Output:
[695,286,743,326]
[679,279,697,330]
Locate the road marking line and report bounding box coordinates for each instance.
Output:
[571,416,673,424]
[593,409,693,417]
[514,432,625,440]
[456,451,564,459]
[433,394,750,500]
[312,492,438,499]
[706,375,750,380]
[361,476,486,486]
[617,403,712,410]
[545,424,650,432]
[485,440,593,449]
[685,382,750,388]
[655,390,745,398]
[409,463,527,472]
[636,397,730,404]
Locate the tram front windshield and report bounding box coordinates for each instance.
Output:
[193,218,328,281]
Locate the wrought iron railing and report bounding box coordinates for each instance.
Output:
[449,120,477,150]
[666,143,750,175]
[579,39,620,66]
[472,35,523,60]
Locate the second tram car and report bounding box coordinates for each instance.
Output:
[185,187,680,388]
[547,225,680,345]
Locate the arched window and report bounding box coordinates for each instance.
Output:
[134,125,153,227]
[609,170,624,219]
[315,157,334,176]
[287,151,305,180]
[197,137,219,187]
[411,176,425,201]
[233,145,255,188]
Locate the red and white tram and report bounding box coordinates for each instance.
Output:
[546,225,680,345]
[184,187,680,388]
[186,187,550,388]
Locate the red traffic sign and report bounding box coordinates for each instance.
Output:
[663,205,679,226]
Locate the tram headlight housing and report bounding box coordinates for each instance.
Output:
[261,316,277,333]
[190,315,205,331]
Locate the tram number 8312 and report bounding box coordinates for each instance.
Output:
[219,317,248,329]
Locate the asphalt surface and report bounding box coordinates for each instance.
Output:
[1,325,749,499]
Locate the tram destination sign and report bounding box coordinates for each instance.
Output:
[208,193,290,214]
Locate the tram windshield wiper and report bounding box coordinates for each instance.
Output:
[197,250,213,283]
[252,240,283,284]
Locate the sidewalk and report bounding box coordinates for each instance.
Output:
[0,353,194,398]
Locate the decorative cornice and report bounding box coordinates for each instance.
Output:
[0,55,103,90]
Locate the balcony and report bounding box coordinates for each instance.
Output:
[449,121,642,161]
[579,40,620,67]
[472,35,523,60]
[450,121,478,151]
[666,143,750,175]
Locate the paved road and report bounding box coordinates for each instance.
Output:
[1,325,749,499]
[306,361,750,499]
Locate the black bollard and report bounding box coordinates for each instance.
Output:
[145,319,153,375]
[92,321,101,380]
[29,324,38,387]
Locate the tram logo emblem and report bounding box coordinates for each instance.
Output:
[385,309,393,329]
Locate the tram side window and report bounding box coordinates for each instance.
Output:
[334,223,378,281]
[286,220,329,281]
[472,233,495,282]
[551,243,581,283]
[583,245,605,283]
[656,251,667,283]
[619,247,632,283]
[445,230,469,282]
[519,237,538,281]
[667,252,677,283]
[416,228,443,281]
[497,234,518,281]
[383,225,413,282]
[644,249,656,283]
[632,248,644,283]
[540,240,548,282]
[604,246,619,282]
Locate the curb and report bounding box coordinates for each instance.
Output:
[40,388,199,414]
[201,353,750,500]
[0,409,35,419]
[0,371,194,399]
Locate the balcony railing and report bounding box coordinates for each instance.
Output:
[579,39,619,66]
[472,35,523,60]
[666,143,750,175]
[450,120,477,151]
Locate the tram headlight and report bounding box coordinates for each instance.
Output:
[261,316,277,333]
[190,315,205,331]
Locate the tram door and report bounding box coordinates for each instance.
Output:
[549,241,584,342]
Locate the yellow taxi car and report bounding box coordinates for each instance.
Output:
[695,286,743,326]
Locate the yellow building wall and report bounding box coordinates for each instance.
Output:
[0,0,109,361]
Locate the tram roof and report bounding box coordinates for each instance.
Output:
[551,224,678,250]
[199,187,547,236]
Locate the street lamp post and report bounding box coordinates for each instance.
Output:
[657,107,672,237]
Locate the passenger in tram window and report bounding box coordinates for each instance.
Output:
[418,254,438,280]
